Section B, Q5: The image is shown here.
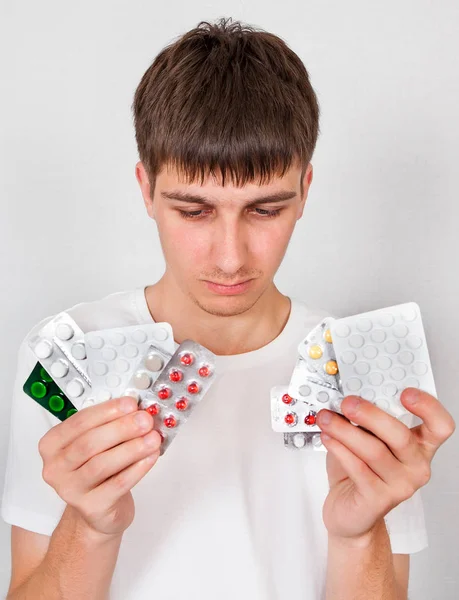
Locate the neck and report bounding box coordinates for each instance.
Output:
[144,273,291,356]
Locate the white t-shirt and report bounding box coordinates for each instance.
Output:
[2,288,428,599]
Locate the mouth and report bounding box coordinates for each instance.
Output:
[202,279,255,296]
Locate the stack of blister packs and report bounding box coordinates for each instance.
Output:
[24,315,217,454]
[271,302,437,452]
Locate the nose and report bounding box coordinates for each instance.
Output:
[212,215,248,276]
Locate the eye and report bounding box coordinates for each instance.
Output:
[253,208,282,218]
[178,209,209,220]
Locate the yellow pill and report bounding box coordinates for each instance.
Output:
[308,345,323,359]
[324,329,333,343]
[324,360,338,375]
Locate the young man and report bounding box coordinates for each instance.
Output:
[2,18,454,600]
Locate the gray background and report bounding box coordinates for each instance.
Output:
[0,1,457,597]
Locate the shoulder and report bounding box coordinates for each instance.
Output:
[290,296,337,332]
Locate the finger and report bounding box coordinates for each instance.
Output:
[317,409,401,484]
[41,396,139,455]
[59,410,155,471]
[339,395,422,465]
[400,388,456,457]
[78,429,162,490]
[320,433,383,494]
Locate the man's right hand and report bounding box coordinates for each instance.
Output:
[38,396,161,537]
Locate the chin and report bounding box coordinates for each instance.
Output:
[191,289,262,318]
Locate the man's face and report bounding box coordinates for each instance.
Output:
[136,161,312,317]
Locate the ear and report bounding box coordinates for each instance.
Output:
[297,163,313,220]
[135,161,155,220]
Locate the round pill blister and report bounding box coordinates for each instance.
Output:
[131,329,148,344]
[324,329,333,343]
[48,395,65,413]
[354,361,370,376]
[106,373,121,389]
[393,324,408,338]
[369,372,384,386]
[284,413,297,426]
[50,360,69,379]
[360,388,375,401]
[87,335,104,349]
[376,356,392,370]
[110,333,126,346]
[282,393,295,405]
[188,382,199,394]
[180,352,194,366]
[406,335,423,349]
[346,378,362,392]
[401,307,417,322]
[164,415,177,428]
[56,323,74,341]
[144,353,164,372]
[169,369,183,383]
[317,391,330,403]
[399,351,414,365]
[115,358,130,373]
[308,344,323,359]
[375,398,390,411]
[349,334,365,349]
[391,367,406,381]
[96,389,111,403]
[92,361,108,376]
[371,329,386,343]
[158,387,172,400]
[404,377,420,388]
[341,350,357,365]
[34,340,53,359]
[304,412,316,425]
[153,327,169,342]
[383,383,398,397]
[124,344,139,359]
[311,433,323,448]
[176,398,188,411]
[293,434,306,448]
[83,397,96,408]
[379,314,395,327]
[324,360,338,375]
[198,365,211,378]
[356,318,372,332]
[335,324,351,338]
[102,348,117,361]
[31,381,47,399]
[146,403,159,416]
[412,362,428,376]
[299,385,312,397]
[71,343,87,360]
[385,340,400,354]
[132,371,151,390]
[362,345,378,359]
[66,379,84,398]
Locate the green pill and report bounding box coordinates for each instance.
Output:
[66,408,78,418]
[40,367,53,382]
[48,395,65,412]
[31,381,47,399]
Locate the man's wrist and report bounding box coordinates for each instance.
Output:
[64,506,124,548]
[327,517,387,550]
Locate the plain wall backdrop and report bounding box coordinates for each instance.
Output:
[1,1,458,597]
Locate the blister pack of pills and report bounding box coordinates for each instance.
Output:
[23,362,78,421]
[297,318,340,390]
[28,313,93,410]
[84,323,175,406]
[288,357,344,413]
[283,431,326,452]
[330,302,436,418]
[124,340,216,454]
[271,386,321,433]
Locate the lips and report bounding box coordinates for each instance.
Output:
[203,279,254,296]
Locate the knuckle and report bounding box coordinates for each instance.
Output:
[85,456,105,481]
[41,464,54,485]
[393,429,412,452]
[368,443,387,464]
[416,465,431,487]
[397,481,416,502]
[112,471,128,492]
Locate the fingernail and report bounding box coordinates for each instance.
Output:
[346,396,361,413]
[319,410,332,425]
[120,396,137,413]
[143,431,159,447]
[405,389,420,404]
[134,412,151,430]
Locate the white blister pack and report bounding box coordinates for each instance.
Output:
[271,385,321,433]
[28,312,93,409]
[84,323,175,405]
[125,340,216,454]
[283,431,326,452]
[288,357,344,413]
[331,302,437,418]
[297,317,340,390]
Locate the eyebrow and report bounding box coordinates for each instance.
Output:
[160,190,297,208]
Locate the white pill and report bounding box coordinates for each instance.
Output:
[363,345,378,359]
[311,433,323,448]
[399,351,415,365]
[332,396,344,411]
[393,324,409,338]
[50,360,69,379]
[131,329,148,343]
[66,379,84,398]
[376,356,392,370]
[356,318,372,332]
[317,391,330,403]
[383,383,398,397]
[405,377,420,388]
[56,323,74,341]
[385,340,400,354]
[87,335,104,349]
[349,334,365,349]
[145,353,164,372]
[96,389,112,403]
[360,388,375,401]
[34,340,53,359]
[369,372,384,386]
[406,335,423,349]
[102,348,117,361]
[115,358,130,373]
[153,327,169,342]
[335,324,351,338]
[371,329,386,343]
[124,344,139,358]
[71,343,86,360]
[299,385,312,397]
[293,434,306,448]
[106,373,121,389]
[133,371,152,390]
[82,397,95,408]
[354,361,370,375]
[92,361,108,376]
[412,362,428,376]
[379,314,395,327]
[375,398,390,411]
[391,367,406,381]
[402,307,417,321]
[341,350,357,365]
[110,333,126,346]
[346,378,362,392]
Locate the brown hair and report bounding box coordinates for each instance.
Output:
[132,17,320,198]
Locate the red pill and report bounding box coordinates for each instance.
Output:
[146,404,159,416]
[158,387,172,400]
[284,413,297,426]
[180,353,194,366]
[198,365,210,377]
[282,393,294,405]
[164,415,177,428]
[176,397,188,411]
[187,381,199,394]
[169,369,183,383]
[304,412,317,426]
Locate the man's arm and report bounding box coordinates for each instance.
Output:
[7,506,122,600]
[325,518,409,600]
